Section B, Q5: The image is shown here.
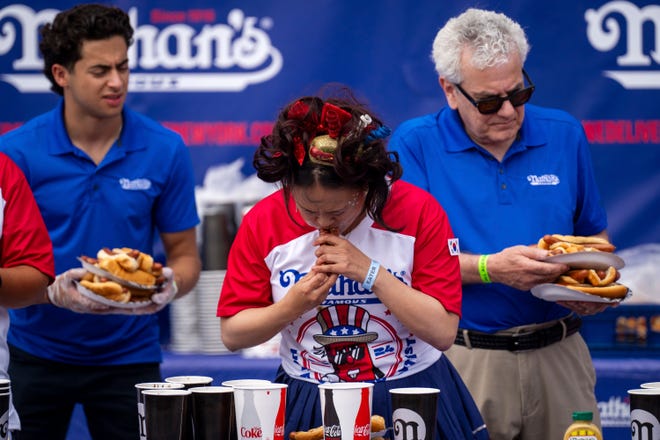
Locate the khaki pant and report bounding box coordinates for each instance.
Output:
[445,332,600,440]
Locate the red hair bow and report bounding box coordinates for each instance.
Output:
[319,103,352,138]
[287,100,310,120]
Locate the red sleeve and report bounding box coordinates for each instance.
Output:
[216,195,280,317]
[411,196,462,316]
[0,153,55,282]
[385,181,462,316]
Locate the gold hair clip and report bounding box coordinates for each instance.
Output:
[308,135,337,165]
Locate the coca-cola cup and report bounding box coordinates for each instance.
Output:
[389,387,439,440]
[222,379,272,387]
[222,379,272,440]
[135,382,186,440]
[142,389,192,440]
[628,388,660,438]
[318,382,374,440]
[233,382,287,440]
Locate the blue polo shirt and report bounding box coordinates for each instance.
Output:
[0,100,199,364]
[390,104,607,332]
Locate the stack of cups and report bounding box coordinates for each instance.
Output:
[231,382,287,440]
[0,379,11,440]
[164,376,214,440]
[628,382,660,436]
[318,382,374,440]
[135,381,186,440]
[389,387,440,440]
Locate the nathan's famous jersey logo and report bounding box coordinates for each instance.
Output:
[0,5,282,93]
[279,268,407,306]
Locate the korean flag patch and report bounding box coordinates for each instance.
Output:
[448,238,460,256]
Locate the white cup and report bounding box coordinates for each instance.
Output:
[318,382,373,440]
[221,379,272,387]
[233,383,287,440]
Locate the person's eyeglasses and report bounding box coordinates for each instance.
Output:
[454,69,535,115]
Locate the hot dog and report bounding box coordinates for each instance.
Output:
[289,415,386,440]
[319,227,339,236]
[79,248,164,302]
[80,277,131,303]
[555,267,628,299]
[538,234,628,299]
[538,234,616,254]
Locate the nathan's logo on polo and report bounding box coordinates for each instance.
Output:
[527,174,559,186]
[119,178,152,190]
[0,5,282,93]
[585,2,660,89]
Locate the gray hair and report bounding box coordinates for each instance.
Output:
[431,8,530,83]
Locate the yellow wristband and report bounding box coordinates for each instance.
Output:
[478,254,492,284]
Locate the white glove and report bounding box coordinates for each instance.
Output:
[111,266,178,316]
[151,267,178,305]
[47,268,112,314]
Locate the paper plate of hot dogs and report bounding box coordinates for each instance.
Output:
[531,283,631,304]
[74,281,154,309]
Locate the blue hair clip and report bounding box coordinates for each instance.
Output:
[365,125,392,143]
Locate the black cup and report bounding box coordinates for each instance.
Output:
[143,389,192,440]
[136,382,186,440]
[165,376,214,440]
[389,387,440,440]
[190,386,234,440]
[0,391,10,440]
[629,388,660,438]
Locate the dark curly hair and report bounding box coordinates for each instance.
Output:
[39,4,134,95]
[253,88,403,230]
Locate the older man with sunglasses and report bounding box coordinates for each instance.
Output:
[390,8,609,440]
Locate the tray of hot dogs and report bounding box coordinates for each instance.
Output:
[535,234,630,303]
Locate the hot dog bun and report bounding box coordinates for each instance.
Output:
[537,234,616,253]
[80,279,131,303]
[539,234,628,300]
[98,257,157,285]
[556,266,628,299]
[562,283,629,299]
[319,227,340,236]
[289,415,385,440]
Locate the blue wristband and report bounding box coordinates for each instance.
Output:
[363,260,380,290]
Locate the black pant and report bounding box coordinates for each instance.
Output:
[9,344,160,440]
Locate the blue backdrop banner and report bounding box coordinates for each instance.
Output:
[0,0,658,251]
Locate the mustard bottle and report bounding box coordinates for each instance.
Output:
[563,411,602,440]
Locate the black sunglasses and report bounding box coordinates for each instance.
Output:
[454,69,535,115]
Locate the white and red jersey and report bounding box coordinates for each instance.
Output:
[0,152,54,430]
[218,180,461,383]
